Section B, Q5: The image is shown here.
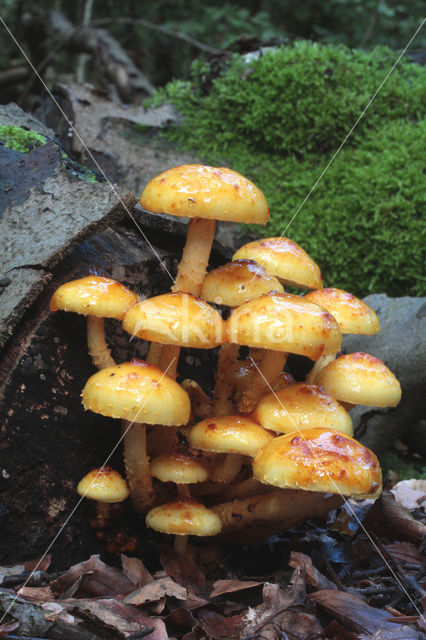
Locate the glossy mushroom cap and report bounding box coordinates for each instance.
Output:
[234,361,295,397]
[122,292,226,349]
[77,466,129,502]
[82,360,191,425]
[146,499,222,536]
[227,292,342,360]
[315,352,402,407]
[151,451,209,484]
[253,383,353,436]
[140,165,269,225]
[254,428,382,498]
[50,276,138,319]
[201,260,283,307]
[233,237,322,289]
[304,288,380,335]
[189,414,274,457]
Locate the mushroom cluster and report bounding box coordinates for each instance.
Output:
[50,164,401,549]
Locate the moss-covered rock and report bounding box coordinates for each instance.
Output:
[149,41,426,296]
[0,125,47,153]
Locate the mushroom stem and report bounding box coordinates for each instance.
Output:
[174,533,189,554]
[87,316,115,370]
[214,343,239,416]
[158,218,217,384]
[159,345,179,379]
[306,352,337,384]
[239,351,288,413]
[96,501,111,529]
[174,485,191,554]
[172,218,217,296]
[210,453,244,483]
[213,476,275,502]
[211,490,343,536]
[181,380,213,419]
[122,421,155,514]
[146,341,163,366]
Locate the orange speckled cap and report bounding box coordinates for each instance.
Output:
[146,499,222,536]
[201,259,283,307]
[227,292,342,360]
[77,466,129,502]
[253,383,353,436]
[233,237,322,289]
[305,288,380,335]
[140,165,269,224]
[151,451,209,484]
[253,427,382,498]
[50,276,138,319]
[315,352,402,407]
[122,292,226,349]
[82,360,191,425]
[189,414,274,457]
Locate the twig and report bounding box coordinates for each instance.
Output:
[322,554,347,591]
[89,17,220,54]
[370,533,426,599]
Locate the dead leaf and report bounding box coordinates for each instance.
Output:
[123,576,187,605]
[210,579,263,599]
[23,555,51,572]
[159,546,206,594]
[69,597,167,639]
[51,554,136,598]
[121,554,153,587]
[242,569,307,638]
[311,590,419,636]
[289,551,337,591]
[198,610,244,640]
[384,542,424,568]
[379,491,426,542]
[17,585,54,603]
[391,480,426,511]
[0,621,19,637]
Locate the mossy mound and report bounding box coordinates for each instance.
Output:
[149,41,426,297]
[0,125,47,153]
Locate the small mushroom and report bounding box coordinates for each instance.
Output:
[304,288,380,383]
[201,259,283,416]
[82,359,191,514]
[314,352,402,409]
[77,466,129,529]
[122,292,226,379]
[150,450,210,553]
[233,237,323,290]
[228,292,342,412]
[253,427,382,499]
[252,383,353,436]
[50,275,138,371]
[140,165,269,372]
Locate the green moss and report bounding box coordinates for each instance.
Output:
[0,125,47,153]
[380,451,426,481]
[149,41,426,296]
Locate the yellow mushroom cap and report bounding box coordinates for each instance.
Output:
[82,360,191,425]
[151,451,209,484]
[253,427,382,498]
[233,237,322,289]
[304,288,380,335]
[227,292,342,360]
[315,352,402,408]
[253,383,353,436]
[201,260,283,307]
[77,466,129,503]
[146,499,222,536]
[189,414,274,457]
[122,292,226,349]
[140,164,269,225]
[50,276,138,319]
[234,360,294,397]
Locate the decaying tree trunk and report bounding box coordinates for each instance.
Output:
[0,103,229,568]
